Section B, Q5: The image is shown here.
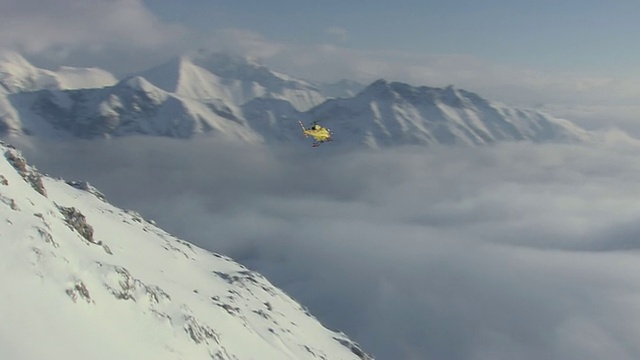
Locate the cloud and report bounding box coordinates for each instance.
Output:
[200,28,287,59]
[0,0,189,74]
[326,26,349,42]
[0,0,187,50]
[15,137,640,360]
[539,104,640,136]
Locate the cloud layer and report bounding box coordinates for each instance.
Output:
[15,137,640,360]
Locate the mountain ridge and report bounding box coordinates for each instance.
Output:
[0,49,593,148]
[136,52,326,111]
[326,79,589,146]
[0,141,374,360]
[0,50,117,94]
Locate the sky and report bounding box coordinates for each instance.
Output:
[17,136,640,360]
[1,0,639,132]
[146,0,640,75]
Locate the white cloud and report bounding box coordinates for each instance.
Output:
[0,0,189,73]
[326,26,349,42]
[540,104,640,136]
[200,28,287,59]
[0,0,187,51]
[15,137,640,360]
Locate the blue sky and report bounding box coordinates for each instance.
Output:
[144,0,640,75]
[1,0,639,131]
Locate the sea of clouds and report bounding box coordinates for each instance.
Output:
[16,136,640,360]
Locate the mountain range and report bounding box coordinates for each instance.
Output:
[0,141,373,359]
[0,50,591,147]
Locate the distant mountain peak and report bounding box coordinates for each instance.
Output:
[119,75,162,93]
[358,79,480,109]
[0,50,593,147]
[319,79,366,99]
[136,51,325,111]
[0,49,116,93]
[357,78,394,99]
[134,55,197,93]
[189,51,267,80]
[0,49,32,67]
[0,50,59,93]
[300,78,591,147]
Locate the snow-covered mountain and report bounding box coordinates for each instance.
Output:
[0,50,116,94]
[0,49,592,147]
[136,51,326,111]
[0,142,373,360]
[319,79,591,146]
[4,76,259,140]
[0,51,119,136]
[243,79,591,147]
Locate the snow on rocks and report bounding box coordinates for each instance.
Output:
[0,142,374,360]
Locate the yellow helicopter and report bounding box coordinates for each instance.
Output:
[299,121,333,147]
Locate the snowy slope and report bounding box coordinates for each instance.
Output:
[0,50,118,136]
[0,50,116,94]
[5,76,260,141]
[0,142,373,360]
[137,52,326,111]
[300,80,591,147]
[0,50,59,94]
[239,80,590,148]
[241,98,307,143]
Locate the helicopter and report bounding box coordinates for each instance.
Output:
[298,120,333,147]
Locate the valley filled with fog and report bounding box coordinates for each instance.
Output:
[14,136,640,360]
